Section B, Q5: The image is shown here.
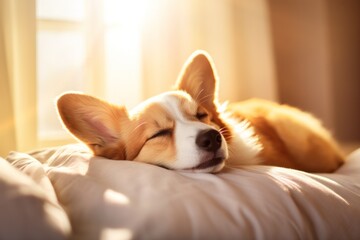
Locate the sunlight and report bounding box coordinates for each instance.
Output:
[36,0,156,142]
[104,0,149,27]
[104,189,130,205]
[102,0,151,108]
[37,0,85,21]
[101,228,133,240]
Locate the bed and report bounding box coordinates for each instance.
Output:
[2,144,360,239]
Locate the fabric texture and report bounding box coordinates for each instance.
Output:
[5,144,360,240]
[0,156,71,240]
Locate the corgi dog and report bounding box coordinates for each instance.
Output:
[57,50,344,173]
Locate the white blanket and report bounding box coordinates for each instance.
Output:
[4,144,360,240]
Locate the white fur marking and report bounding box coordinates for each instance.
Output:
[157,92,228,171]
[225,116,263,166]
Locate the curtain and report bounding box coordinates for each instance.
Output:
[0,0,36,156]
[0,0,277,156]
[140,0,278,103]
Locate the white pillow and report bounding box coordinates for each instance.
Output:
[24,144,360,240]
[0,156,71,240]
[6,145,360,240]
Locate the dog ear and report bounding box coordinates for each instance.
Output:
[175,50,219,112]
[57,93,130,159]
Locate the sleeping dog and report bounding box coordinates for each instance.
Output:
[57,50,344,173]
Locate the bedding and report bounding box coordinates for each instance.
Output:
[0,156,70,240]
[4,144,360,240]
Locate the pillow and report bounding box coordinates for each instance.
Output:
[24,144,360,240]
[0,155,71,240]
[6,145,360,239]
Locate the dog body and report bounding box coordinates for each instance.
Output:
[57,51,344,173]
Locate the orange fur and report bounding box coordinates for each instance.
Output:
[57,93,130,159]
[57,93,179,167]
[227,99,344,172]
[129,103,176,165]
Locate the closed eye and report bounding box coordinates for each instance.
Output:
[148,128,172,140]
[196,112,208,120]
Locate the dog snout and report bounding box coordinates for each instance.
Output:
[196,129,222,152]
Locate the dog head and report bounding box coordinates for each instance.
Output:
[57,51,230,173]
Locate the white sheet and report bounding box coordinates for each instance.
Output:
[0,156,70,240]
[6,144,360,240]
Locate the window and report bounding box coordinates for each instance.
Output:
[36,0,143,144]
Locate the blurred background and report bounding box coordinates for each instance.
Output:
[1,0,359,156]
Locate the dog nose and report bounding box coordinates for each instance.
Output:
[196,129,222,152]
